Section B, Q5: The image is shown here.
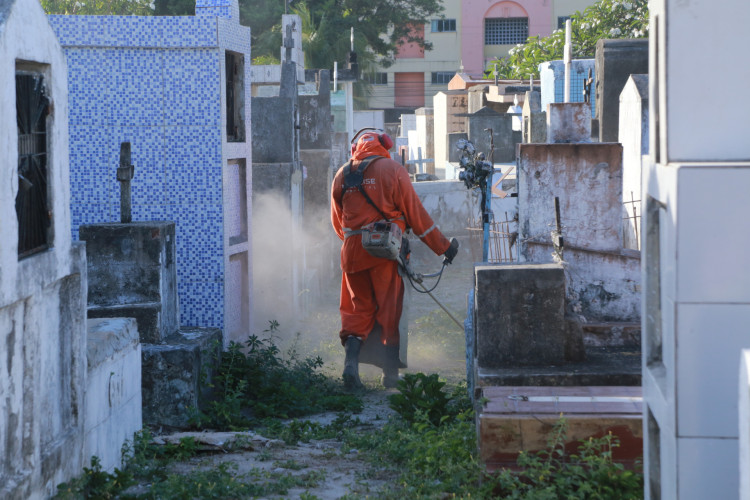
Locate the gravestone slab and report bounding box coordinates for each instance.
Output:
[595,38,649,143]
[522,90,547,143]
[81,222,178,343]
[468,107,515,162]
[475,263,571,367]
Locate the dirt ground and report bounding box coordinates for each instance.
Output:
[160,243,478,499]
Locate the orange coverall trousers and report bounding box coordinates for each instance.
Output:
[339,258,404,347]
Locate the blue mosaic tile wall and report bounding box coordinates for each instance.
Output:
[539,59,596,115]
[50,8,251,331]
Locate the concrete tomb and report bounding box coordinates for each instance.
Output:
[618,74,648,251]
[251,28,307,325]
[433,90,468,178]
[517,143,640,322]
[466,106,516,163]
[594,38,648,143]
[521,90,547,144]
[49,0,252,342]
[1,0,139,494]
[81,220,220,429]
[539,59,596,118]
[643,1,750,497]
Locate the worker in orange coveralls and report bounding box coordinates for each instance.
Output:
[331,129,459,389]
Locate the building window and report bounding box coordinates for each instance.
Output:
[558,16,571,30]
[431,72,454,84]
[431,19,456,32]
[16,71,51,259]
[226,51,245,142]
[485,17,528,45]
[364,72,388,85]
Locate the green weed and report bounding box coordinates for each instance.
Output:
[54,456,133,499]
[191,321,363,430]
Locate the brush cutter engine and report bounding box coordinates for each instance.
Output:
[361,221,403,260]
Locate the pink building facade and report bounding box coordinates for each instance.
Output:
[461,0,553,76]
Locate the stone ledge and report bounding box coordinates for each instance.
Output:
[87,317,139,369]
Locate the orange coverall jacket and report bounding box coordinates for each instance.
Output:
[331,148,451,347]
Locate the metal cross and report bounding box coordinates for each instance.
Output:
[116,142,135,223]
[583,68,594,105]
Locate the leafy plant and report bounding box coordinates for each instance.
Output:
[190,321,363,430]
[54,456,133,499]
[489,0,649,79]
[492,418,644,499]
[388,373,469,427]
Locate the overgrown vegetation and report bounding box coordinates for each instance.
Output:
[190,321,362,430]
[55,429,328,499]
[57,318,642,499]
[346,375,644,499]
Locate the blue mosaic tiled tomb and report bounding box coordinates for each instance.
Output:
[50,0,252,340]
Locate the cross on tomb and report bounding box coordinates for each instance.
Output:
[283,21,295,63]
[583,68,593,104]
[405,147,434,175]
[116,142,135,223]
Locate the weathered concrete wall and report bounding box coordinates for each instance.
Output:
[594,38,648,143]
[518,143,623,252]
[619,74,648,250]
[0,0,89,495]
[524,243,641,321]
[85,318,141,472]
[81,222,178,343]
[518,143,641,322]
[547,102,591,143]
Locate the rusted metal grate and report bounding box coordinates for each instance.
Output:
[16,72,51,259]
[469,212,519,263]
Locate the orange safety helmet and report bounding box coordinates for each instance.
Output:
[350,127,394,155]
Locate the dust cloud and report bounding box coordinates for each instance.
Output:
[248,189,473,382]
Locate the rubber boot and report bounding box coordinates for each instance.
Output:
[342,336,364,390]
[381,344,400,388]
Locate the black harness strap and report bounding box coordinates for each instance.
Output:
[340,155,390,221]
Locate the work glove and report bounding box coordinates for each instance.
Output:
[443,238,459,265]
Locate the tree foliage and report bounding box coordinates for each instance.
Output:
[490,0,649,80]
[42,0,155,15]
[246,0,443,69]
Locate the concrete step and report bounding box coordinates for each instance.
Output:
[477,385,643,471]
[476,346,642,389]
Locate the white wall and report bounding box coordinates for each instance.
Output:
[643,2,750,498]
[0,0,86,496]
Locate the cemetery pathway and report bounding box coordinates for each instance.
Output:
[162,246,476,498]
[167,390,399,499]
